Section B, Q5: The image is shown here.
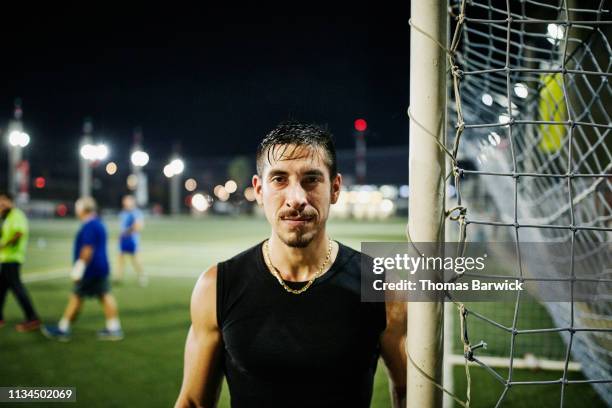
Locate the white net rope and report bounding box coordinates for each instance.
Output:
[437,0,612,406]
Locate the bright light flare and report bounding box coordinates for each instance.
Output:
[547,24,565,44]
[481,93,493,106]
[244,186,256,201]
[380,199,394,215]
[80,143,108,161]
[191,193,211,212]
[185,178,197,192]
[170,159,184,174]
[214,185,229,201]
[9,131,30,147]
[513,83,529,99]
[164,158,185,178]
[97,144,109,160]
[488,131,502,146]
[131,150,149,167]
[498,114,511,125]
[224,180,237,194]
[379,185,398,199]
[106,162,117,175]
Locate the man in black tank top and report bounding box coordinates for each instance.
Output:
[175,122,407,408]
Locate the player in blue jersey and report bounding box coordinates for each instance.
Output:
[42,197,123,341]
[115,195,146,286]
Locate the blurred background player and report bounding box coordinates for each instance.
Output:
[0,191,41,331]
[42,197,123,341]
[115,195,146,286]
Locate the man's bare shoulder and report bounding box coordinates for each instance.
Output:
[191,265,218,330]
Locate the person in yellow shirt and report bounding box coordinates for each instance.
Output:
[0,191,40,331]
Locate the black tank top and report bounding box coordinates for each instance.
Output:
[216,240,386,408]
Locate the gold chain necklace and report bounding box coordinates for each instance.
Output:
[263,238,333,295]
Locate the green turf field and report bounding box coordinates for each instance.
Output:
[0,216,606,407]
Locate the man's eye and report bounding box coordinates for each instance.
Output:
[304,176,320,183]
[271,177,286,183]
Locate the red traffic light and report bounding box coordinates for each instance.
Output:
[35,177,46,189]
[354,118,367,132]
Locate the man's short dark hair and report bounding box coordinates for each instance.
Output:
[256,122,337,179]
[0,191,14,201]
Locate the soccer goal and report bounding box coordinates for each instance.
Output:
[408,0,611,407]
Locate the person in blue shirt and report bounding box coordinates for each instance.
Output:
[42,197,123,341]
[115,195,146,286]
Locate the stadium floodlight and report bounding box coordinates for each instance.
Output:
[357,191,370,204]
[546,23,564,44]
[379,199,394,215]
[481,93,493,106]
[170,158,184,174]
[488,131,501,146]
[163,158,185,178]
[131,150,150,167]
[191,193,211,212]
[185,178,197,192]
[106,162,118,175]
[513,83,529,99]
[213,185,230,201]
[165,157,185,214]
[218,189,230,202]
[8,130,30,147]
[96,144,109,161]
[498,113,511,125]
[80,143,108,161]
[243,186,256,202]
[224,180,238,194]
[80,144,95,160]
[379,185,398,199]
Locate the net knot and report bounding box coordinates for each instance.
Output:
[452,165,463,178]
[451,65,463,79]
[464,341,487,361]
[446,206,467,221]
[456,120,465,132]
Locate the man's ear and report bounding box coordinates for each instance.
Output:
[252,174,263,206]
[330,173,342,204]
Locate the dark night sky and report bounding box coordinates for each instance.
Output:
[0,1,411,174]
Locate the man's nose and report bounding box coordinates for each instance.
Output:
[285,182,308,210]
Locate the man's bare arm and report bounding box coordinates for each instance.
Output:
[0,231,23,248]
[175,266,224,408]
[79,245,94,263]
[126,220,144,234]
[380,301,408,408]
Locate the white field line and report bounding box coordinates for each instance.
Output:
[22,265,202,283]
[446,353,582,371]
[22,269,68,282]
[144,270,201,278]
[27,237,262,249]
